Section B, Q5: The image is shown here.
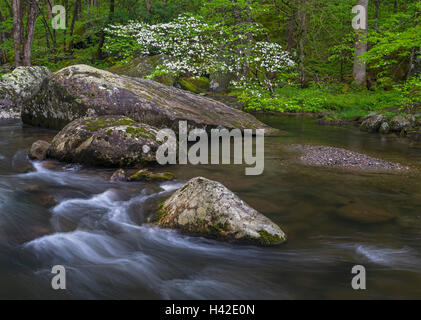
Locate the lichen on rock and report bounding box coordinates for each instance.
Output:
[360,113,387,133]
[21,64,275,134]
[0,66,50,119]
[155,177,286,245]
[48,115,160,167]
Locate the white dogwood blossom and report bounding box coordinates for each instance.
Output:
[104,15,295,91]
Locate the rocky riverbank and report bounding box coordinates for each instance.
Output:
[317,112,421,142]
[289,144,410,171]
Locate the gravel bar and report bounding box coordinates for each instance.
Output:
[289,144,410,171]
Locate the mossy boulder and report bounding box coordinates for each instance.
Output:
[360,113,387,133]
[0,66,50,119]
[48,115,160,167]
[155,177,287,245]
[22,65,274,134]
[179,76,210,94]
[389,115,415,132]
[128,169,175,182]
[29,140,51,161]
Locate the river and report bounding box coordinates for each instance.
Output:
[0,115,420,299]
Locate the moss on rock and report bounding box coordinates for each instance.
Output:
[155,177,287,246]
[48,115,160,167]
[128,169,175,182]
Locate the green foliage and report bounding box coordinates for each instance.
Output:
[394,75,421,112]
[237,85,404,115]
[361,2,421,79]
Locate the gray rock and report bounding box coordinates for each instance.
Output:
[110,169,127,181]
[21,65,275,134]
[155,177,286,245]
[389,115,415,132]
[361,112,378,123]
[379,122,390,134]
[0,66,50,119]
[28,140,51,161]
[360,114,387,132]
[48,115,160,167]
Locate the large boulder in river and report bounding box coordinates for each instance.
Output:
[0,66,50,119]
[22,65,273,133]
[155,177,286,245]
[48,115,160,167]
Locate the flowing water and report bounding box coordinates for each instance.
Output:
[1,116,421,299]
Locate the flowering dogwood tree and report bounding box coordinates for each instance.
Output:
[104,15,295,94]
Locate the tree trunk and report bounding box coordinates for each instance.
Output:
[69,0,81,51]
[375,0,380,28]
[298,2,307,87]
[286,7,295,53]
[0,9,7,64]
[96,0,115,59]
[353,0,369,86]
[62,0,68,50]
[12,0,23,66]
[146,0,151,13]
[407,47,416,80]
[38,2,54,51]
[22,0,38,66]
[46,0,56,48]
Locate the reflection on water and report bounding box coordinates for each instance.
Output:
[0,117,421,299]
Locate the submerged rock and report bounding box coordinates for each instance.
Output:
[128,169,175,182]
[28,140,51,161]
[48,115,160,167]
[155,177,286,245]
[0,66,50,119]
[336,202,396,224]
[22,64,273,133]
